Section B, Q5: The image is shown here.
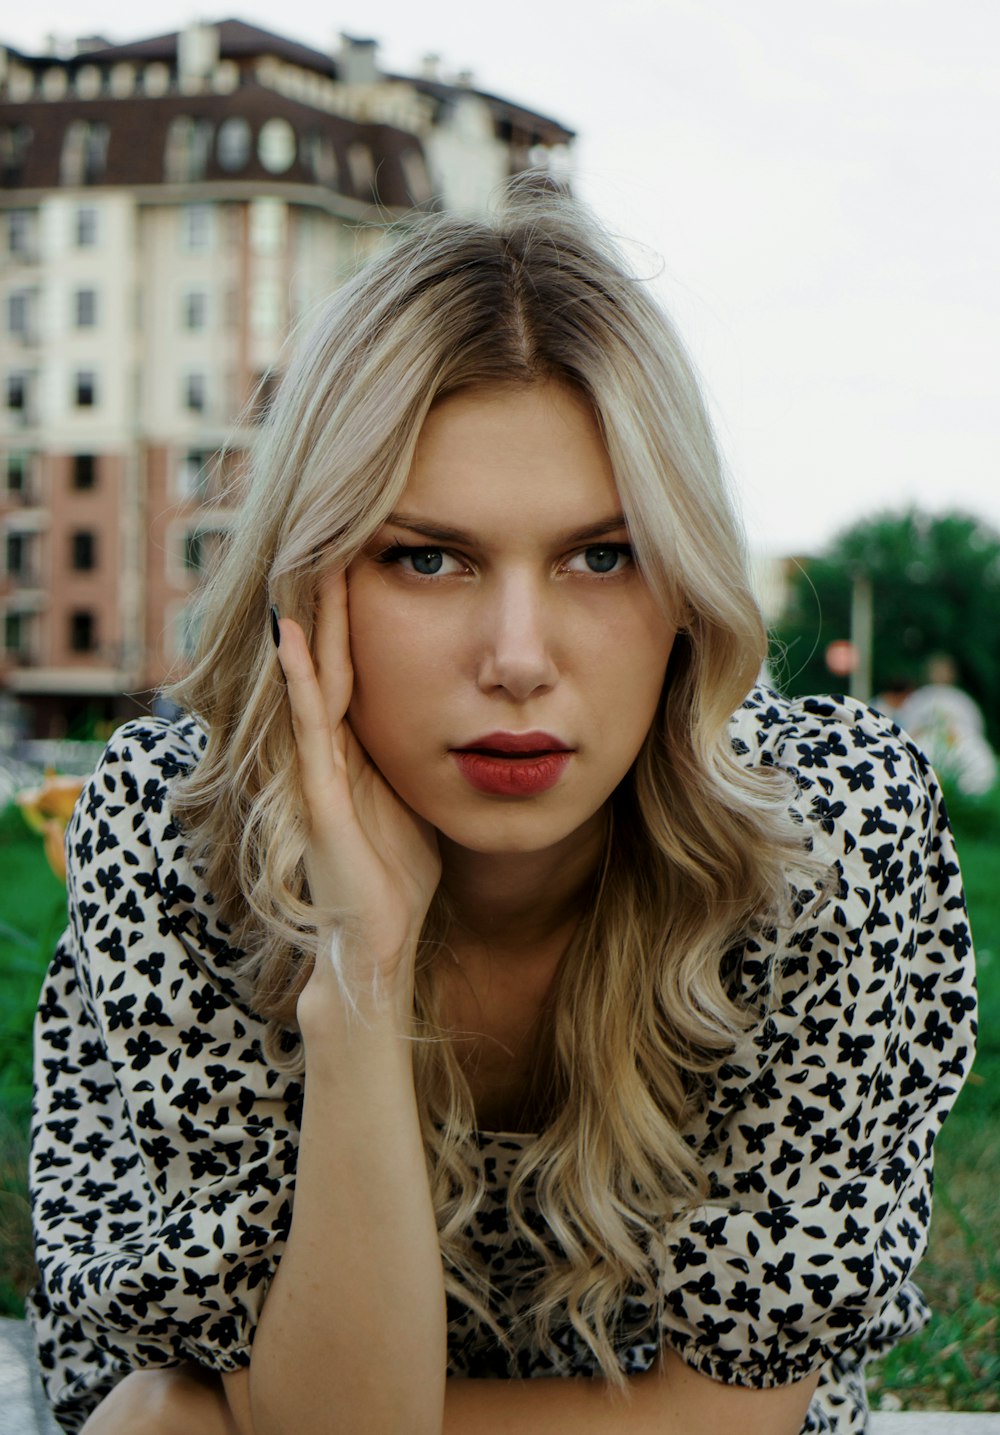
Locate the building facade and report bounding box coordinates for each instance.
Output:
[0,20,573,737]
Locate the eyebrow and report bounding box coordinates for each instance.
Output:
[383,512,630,546]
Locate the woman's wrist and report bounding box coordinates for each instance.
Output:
[297,929,414,1041]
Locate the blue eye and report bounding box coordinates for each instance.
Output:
[375,543,464,577]
[572,544,630,574]
[409,549,444,575]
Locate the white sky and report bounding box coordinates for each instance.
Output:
[4,0,998,555]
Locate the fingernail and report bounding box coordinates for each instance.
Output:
[269,605,281,648]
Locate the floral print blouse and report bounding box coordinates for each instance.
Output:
[28,688,976,1432]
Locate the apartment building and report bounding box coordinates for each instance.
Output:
[0,20,573,737]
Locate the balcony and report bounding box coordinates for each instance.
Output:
[7,486,40,508]
[9,568,41,589]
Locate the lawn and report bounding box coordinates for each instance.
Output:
[1,787,997,1408]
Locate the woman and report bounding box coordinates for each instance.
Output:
[29,189,975,1434]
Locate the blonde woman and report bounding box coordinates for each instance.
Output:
[30,190,975,1435]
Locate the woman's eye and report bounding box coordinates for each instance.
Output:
[408,549,446,575]
[376,544,464,577]
[567,544,632,575]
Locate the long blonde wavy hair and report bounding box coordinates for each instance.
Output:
[171,185,812,1382]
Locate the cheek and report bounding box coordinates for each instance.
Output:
[598,627,674,760]
[346,590,459,740]
[599,605,676,707]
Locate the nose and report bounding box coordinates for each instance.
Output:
[476,571,558,700]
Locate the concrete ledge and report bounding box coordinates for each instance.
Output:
[872,1421,1000,1433]
[0,1317,60,1434]
[2,1317,998,1434]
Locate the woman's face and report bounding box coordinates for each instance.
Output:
[343,381,677,859]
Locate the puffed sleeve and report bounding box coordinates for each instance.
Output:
[652,692,976,1388]
[28,719,302,1428]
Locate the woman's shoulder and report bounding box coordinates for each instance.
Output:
[73,712,207,833]
[731,684,919,763]
[67,712,252,994]
[93,711,207,779]
[728,685,953,888]
[730,685,933,803]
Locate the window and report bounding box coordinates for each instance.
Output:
[60,120,110,185]
[184,372,206,413]
[6,374,26,412]
[164,116,214,183]
[76,205,98,247]
[69,609,96,653]
[258,118,296,174]
[303,131,338,187]
[183,529,206,573]
[142,62,170,97]
[5,532,27,576]
[178,449,213,499]
[0,123,32,185]
[8,210,33,257]
[73,453,96,489]
[5,531,36,585]
[4,610,25,654]
[216,117,251,171]
[74,65,102,100]
[182,290,208,331]
[71,530,96,570]
[182,526,226,577]
[8,291,29,335]
[180,204,214,252]
[6,452,28,495]
[74,371,97,408]
[74,288,98,328]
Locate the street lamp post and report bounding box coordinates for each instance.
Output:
[850,573,873,703]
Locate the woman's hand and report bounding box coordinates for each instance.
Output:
[80,1366,246,1435]
[274,569,441,1010]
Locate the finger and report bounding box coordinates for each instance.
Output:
[274,617,348,811]
[313,567,354,729]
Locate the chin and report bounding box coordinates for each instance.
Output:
[433,807,603,860]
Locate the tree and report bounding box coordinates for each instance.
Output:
[772,509,1000,748]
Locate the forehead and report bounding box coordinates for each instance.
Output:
[404,381,620,522]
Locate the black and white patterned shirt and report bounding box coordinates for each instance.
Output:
[28,689,976,1433]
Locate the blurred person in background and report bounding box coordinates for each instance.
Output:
[899,654,996,795]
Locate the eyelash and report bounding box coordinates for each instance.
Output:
[373,542,634,578]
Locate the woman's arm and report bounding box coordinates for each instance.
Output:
[88,1351,817,1435]
[244,581,445,1435]
[228,1350,816,1435]
[247,959,447,1435]
[441,1352,819,1435]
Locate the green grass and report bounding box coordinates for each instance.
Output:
[0,791,998,1407]
[864,787,1000,1412]
[0,802,67,1317]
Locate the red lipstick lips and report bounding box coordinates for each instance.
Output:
[451,731,572,797]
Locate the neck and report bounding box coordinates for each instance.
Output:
[438,815,605,959]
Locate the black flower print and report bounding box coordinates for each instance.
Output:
[28,693,976,1434]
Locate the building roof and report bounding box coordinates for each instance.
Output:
[1,18,574,144]
[0,84,428,210]
[72,18,340,77]
[396,73,573,146]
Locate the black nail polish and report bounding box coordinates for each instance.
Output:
[269,605,281,648]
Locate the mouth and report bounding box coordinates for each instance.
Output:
[450,733,573,797]
[453,730,572,757]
